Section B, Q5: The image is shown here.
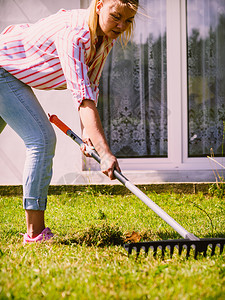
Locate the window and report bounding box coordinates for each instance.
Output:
[187,0,225,157]
[83,0,225,180]
[98,0,167,158]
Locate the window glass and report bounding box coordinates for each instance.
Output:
[98,0,167,158]
[187,0,225,157]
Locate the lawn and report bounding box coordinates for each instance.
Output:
[0,189,224,299]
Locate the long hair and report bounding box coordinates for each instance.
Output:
[88,0,139,48]
[88,0,99,50]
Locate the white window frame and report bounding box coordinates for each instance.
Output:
[115,0,224,180]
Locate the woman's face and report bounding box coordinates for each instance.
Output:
[96,0,137,39]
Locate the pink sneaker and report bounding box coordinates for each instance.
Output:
[21,227,54,244]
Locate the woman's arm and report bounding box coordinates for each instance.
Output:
[79,99,121,180]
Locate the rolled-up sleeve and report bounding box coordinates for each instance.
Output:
[56,27,97,110]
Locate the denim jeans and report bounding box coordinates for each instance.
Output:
[0,68,56,210]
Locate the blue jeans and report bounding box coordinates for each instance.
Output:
[0,68,56,210]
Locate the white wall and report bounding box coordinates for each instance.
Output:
[0,0,221,185]
[0,0,85,185]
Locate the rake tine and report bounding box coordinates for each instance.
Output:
[211,244,216,256]
[161,246,166,259]
[220,243,224,255]
[186,245,191,259]
[203,249,207,257]
[179,244,183,256]
[194,245,200,259]
[169,245,175,258]
[194,248,198,259]
[153,246,158,258]
[144,245,150,256]
[127,245,133,255]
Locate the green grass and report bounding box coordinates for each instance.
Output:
[0,189,224,299]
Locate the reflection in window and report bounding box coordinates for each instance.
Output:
[98,0,167,158]
[187,0,225,157]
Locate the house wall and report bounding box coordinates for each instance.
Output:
[0,0,84,185]
[0,0,222,185]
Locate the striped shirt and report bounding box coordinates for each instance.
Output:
[0,9,115,109]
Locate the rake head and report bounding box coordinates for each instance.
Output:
[123,238,225,259]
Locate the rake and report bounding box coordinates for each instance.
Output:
[49,114,225,259]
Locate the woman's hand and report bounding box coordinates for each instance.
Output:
[81,138,121,179]
[100,153,121,180]
[80,128,95,157]
[81,136,121,179]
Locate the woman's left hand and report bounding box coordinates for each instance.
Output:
[81,129,95,157]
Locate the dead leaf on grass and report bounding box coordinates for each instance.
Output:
[125,231,141,243]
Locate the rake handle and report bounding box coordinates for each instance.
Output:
[49,114,199,241]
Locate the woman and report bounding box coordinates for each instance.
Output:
[0,0,138,243]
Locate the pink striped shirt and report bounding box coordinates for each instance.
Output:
[0,9,115,109]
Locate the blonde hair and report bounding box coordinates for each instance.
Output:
[88,0,139,48]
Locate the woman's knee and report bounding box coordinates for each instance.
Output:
[26,123,56,156]
[43,126,56,157]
